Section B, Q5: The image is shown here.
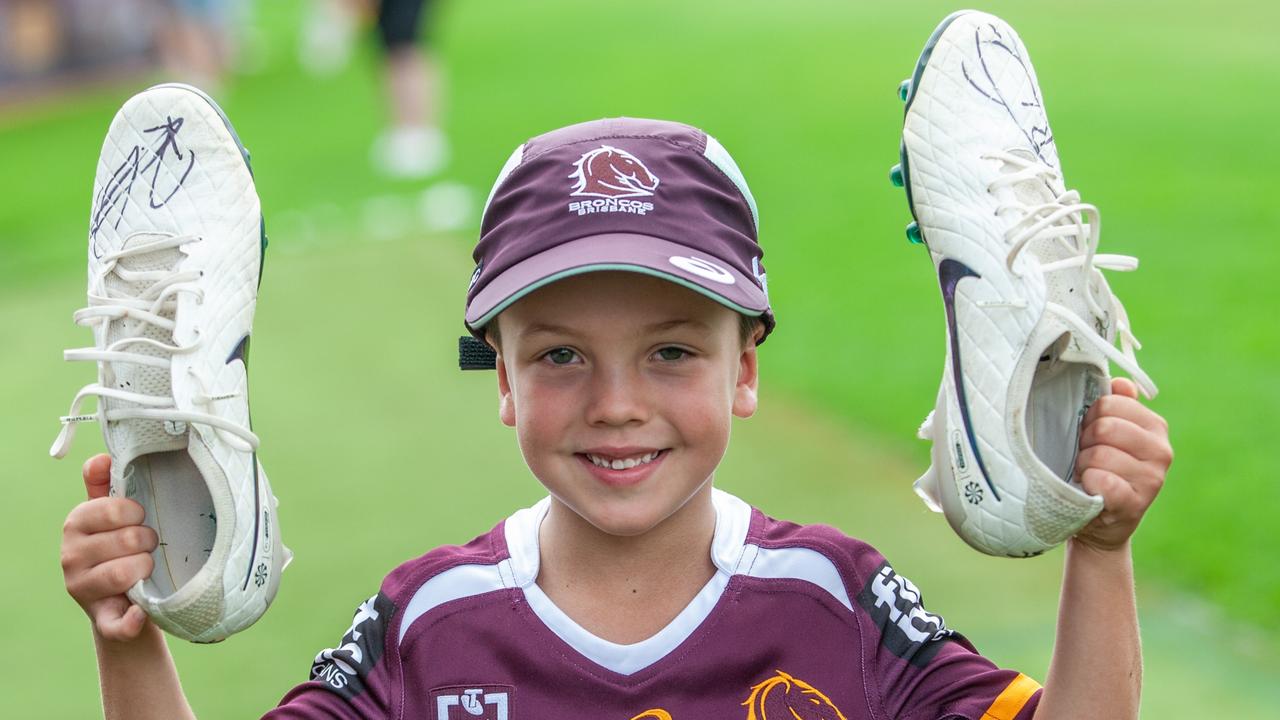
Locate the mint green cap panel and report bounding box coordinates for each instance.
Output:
[703,134,760,232]
[482,143,526,219]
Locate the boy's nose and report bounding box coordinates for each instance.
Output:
[585,367,649,427]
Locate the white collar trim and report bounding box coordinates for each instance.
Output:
[501,489,751,675]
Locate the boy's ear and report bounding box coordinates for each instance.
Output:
[496,353,516,427]
[732,341,760,419]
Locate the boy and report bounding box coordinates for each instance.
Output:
[59,12,1171,720]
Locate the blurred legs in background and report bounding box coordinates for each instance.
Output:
[373,0,447,179]
[155,0,243,97]
[301,0,448,180]
[298,0,360,75]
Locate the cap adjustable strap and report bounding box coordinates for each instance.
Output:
[458,336,497,370]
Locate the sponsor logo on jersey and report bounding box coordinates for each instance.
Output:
[430,685,512,720]
[567,145,659,216]
[856,561,953,667]
[311,592,396,699]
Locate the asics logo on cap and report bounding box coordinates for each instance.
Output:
[568,145,659,198]
[669,256,734,285]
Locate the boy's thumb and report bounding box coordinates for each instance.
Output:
[1112,376,1140,400]
[82,454,112,500]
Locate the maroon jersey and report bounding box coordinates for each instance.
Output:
[265,490,1040,719]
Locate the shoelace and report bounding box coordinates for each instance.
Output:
[982,150,1157,398]
[50,234,260,458]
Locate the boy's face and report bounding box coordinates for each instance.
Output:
[493,272,759,538]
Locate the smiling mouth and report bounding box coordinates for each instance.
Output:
[579,450,666,470]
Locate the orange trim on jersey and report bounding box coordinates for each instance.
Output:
[981,673,1042,720]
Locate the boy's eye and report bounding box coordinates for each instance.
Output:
[544,347,578,365]
[654,346,689,362]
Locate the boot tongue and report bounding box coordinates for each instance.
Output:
[1057,324,1109,369]
[1003,147,1065,197]
[992,147,1077,269]
[994,149,1112,364]
[111,232,184,281]
[103,233,188,460]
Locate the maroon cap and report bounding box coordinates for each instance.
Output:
[465,117,773,344]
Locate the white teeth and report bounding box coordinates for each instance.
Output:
[587,451,659,470]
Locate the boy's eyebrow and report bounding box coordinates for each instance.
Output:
[519,322,571,339]
[518,319,710,338]
[643,319,711,333]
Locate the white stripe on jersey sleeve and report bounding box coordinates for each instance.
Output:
[397,562,512,644]
[738,543,853,612]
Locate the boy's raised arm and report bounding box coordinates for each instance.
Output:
[1034,378,1173,719]
[62,454,197,720]
[94,622,197,720]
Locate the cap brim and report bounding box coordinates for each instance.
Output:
[465,233,770,329]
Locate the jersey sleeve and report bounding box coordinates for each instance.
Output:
[261,590,400,720]
[260,522,507,719]
[850,550,1042,720]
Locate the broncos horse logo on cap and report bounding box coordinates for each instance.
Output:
[569,145,660,198]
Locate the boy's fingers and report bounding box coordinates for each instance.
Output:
[1077,443,1165,503]
[1111,377,1140,399]
[62,525,158,574]
[1075,444,1145,485]
[1078,415,1174,465]
[66,552,153,601]
[1084,392,1168,436]
[82,454,112,500]
[63,497,146,537]
[91,597,148,642]
[1079,467,1141,517]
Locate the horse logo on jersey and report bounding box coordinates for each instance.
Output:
[742,670,849,720]
[625,672,845,720]
[568,145,660,198]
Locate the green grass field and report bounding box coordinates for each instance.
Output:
[3,0,1278,716]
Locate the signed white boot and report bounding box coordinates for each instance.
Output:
[52,83,290,641]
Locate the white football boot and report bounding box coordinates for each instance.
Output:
[51,84,290,641]
[893,11,1157,557]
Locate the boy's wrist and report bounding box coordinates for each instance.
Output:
[1066,536,1133,567]
[92,616,162,655]
[92,619,196,720]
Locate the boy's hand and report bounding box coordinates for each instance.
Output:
[1073,377,1173,552]
[61,454,157,642]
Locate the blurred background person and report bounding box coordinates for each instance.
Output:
[154,0,248,97]
[301,0,447,180]
[0,0,157,103]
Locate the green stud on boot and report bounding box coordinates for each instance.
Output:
[898,79,911,102]
[890,163,904,187]
[906,221,923,244]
